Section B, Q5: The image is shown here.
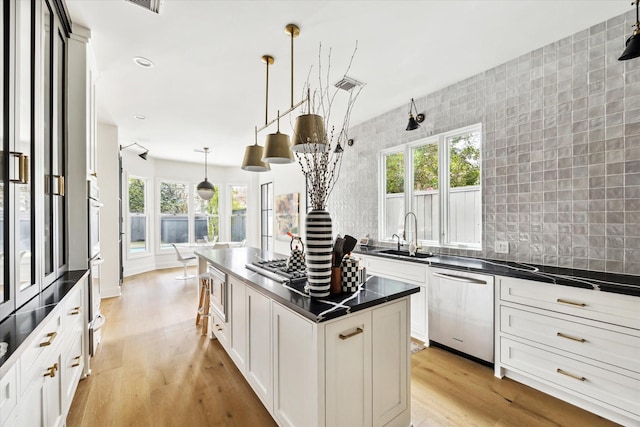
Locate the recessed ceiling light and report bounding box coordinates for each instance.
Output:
[133,115,146,120]
[133,56,154,68]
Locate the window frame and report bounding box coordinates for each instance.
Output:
[126,175,149,258]
[228,184,247,243]
[379,123,482,250]
[260,182,273,251]
[158,178,191,252]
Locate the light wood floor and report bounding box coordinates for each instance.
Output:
[67,268,619,427]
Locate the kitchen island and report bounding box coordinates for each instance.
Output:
[195,247,420,427]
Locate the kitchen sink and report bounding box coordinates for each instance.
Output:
[375,249,434,259]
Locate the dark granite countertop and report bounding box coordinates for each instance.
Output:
[0,270,89,373]
[354,246,640,297]
[195,247,419,323]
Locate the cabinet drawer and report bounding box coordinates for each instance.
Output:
[501,306,640,373]
[499,277,640,329]
[64,284,84,333]
[0,362,17,426]
[363,256,425,284]
[501,337,640,417]
[19,310,63,395]
[62,331,84,408]
[210,308,229,351]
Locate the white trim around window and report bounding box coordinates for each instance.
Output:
[378,123,482,250]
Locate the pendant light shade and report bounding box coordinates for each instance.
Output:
[242,126,271,171]
[263,112,294,163]
[619,0,640,61]
[196,147,215,200]
[292,113,326,152]
[263,131,294,163]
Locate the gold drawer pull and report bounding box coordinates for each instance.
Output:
[71,356,82,368]
[339,327,364,340]
[70,307,81,315]
[44,363,58,378]
[39,331,58,347]
[557,332,586,343]
[556,298,586,307]
[556,368,586,382]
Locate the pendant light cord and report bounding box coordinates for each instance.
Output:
[204,148,209,180]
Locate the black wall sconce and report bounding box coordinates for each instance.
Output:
[120,142,149,160]
[619,0,640,61]
[406,98,425,131]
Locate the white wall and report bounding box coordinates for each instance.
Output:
[96,122,121,298]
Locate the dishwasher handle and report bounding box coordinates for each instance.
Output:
[432,271,488,285]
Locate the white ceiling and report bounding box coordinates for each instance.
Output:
[65,0,632,167]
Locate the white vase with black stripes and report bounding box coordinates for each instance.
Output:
[305,209,332,297]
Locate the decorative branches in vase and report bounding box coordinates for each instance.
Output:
[292,43,364,297]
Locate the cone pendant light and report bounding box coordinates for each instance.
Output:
[241,55,276,172]
[619,0,640,61]
[241,127,270,171]
[263,111,294,163]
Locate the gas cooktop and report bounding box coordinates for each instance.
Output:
[245,258,307,284]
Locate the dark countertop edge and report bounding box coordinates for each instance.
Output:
[196,248,420,323]
[354,246,640,297]
[0,269,89,374]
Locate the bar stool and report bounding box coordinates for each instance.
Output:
[196,272,213,335]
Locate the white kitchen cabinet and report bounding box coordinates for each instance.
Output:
[0,363,18,426]
[246,287,273,410]
[496,276,640,426]
[358,254,428,342]
[372,299,409,427]
[229,275,247,372]
[324,299,410,427]
[325,311,372,427]
[210,309,230,351]
[272,302,321,427]
[5,274,89,427]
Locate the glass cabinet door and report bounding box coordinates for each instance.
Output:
[15,0,36,306]
[0,0,10,318]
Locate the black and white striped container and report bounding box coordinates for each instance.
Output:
[305,209,332,297]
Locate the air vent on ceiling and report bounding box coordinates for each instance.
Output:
[334,76,364,92]
[125,0,162,14]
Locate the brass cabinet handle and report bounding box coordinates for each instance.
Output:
[39,331,58,347]
[9,152,29,184]
[556,298,586,307]
[71,356,82,368]
[44,363,59,378]
[339,327,364,340]
[70,307,81,315]
[556,332,586,343]
[556,368,586,382]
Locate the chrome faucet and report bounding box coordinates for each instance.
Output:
[403,212,418,256]
[391,233,401,251]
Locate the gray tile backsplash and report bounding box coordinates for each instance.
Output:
[329,9,640,275]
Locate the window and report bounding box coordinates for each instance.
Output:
[260,182,273,251]
[381,150,405,239]
[159,180,189,249]
[380,124,482,249]
[194,183,220,243]
[128,177,148,254]
[230,185,247,242]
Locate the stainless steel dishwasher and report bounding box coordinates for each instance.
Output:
[427,267,494,363]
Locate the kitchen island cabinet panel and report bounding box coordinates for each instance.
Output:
[325,311,372,427]
[229,276,247,373]
[246,287,273,411]
[272,302,321,427]
[372,299,409,427]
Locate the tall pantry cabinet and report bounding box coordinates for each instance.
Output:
[1,0,72,322]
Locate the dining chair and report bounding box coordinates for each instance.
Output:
[171,244,197,280]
